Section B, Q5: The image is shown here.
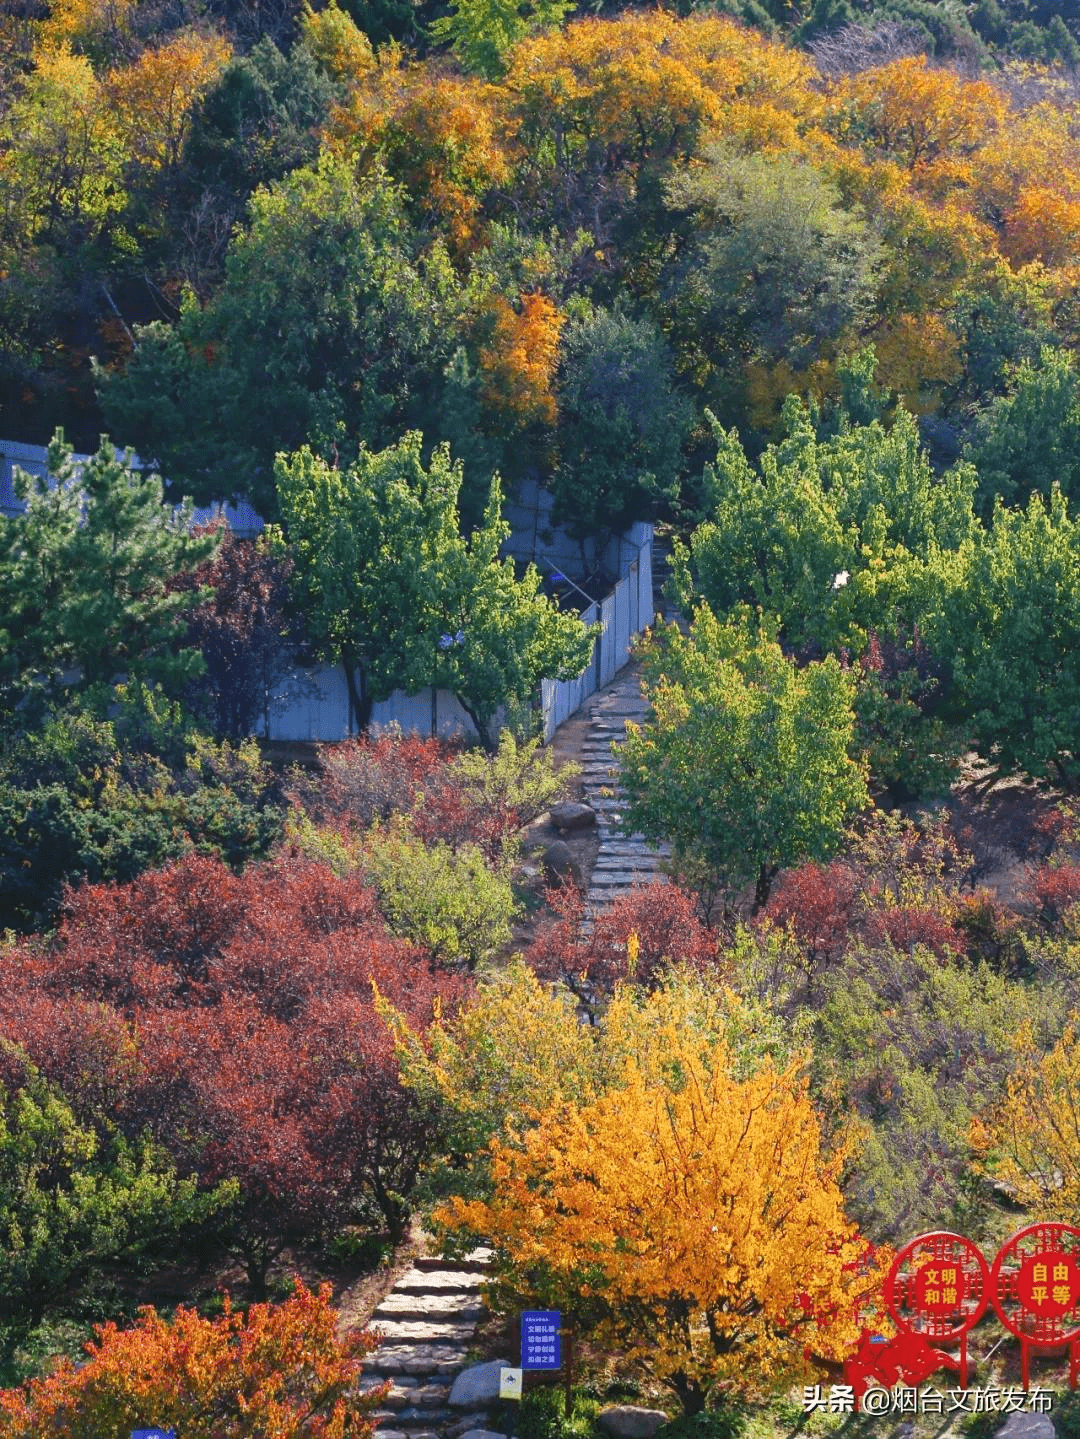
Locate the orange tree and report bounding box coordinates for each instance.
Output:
[436,1023,885,1413]
[0,1279,383,1437]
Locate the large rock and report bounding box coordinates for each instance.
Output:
[597,1407,671,1439]
[458,1430,508,1439]
[541,840,582,887]
[999,1414,1055,1439]
[448,1360,512,1409]
[551,802,597,833]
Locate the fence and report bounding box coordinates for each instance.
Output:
[540,539,654,741]
[267,540,653,744]
[2,437,654,744]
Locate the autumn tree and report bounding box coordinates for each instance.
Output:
[979,1021,1080,1222]
[0,1280,385,1437]
[437,1006,883,1413]
[176,523,299,739]
[621,607,868,910]
[0,853,461,1288]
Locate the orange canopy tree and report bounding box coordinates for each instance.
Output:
[437,1030,884,1413]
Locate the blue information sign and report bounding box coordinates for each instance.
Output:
[521,1310,561,1370]
[131,1429,176,1438]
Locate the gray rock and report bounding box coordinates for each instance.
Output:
[1000,1414,1055,1439]
[448,1360,513,1408]
[446,1413,493,1437]
[457,1430,508,1439]
[551,802,597,832]
[596,1407,671,1439]
[541,840,581,887]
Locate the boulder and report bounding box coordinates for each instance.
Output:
[999,1414,1055,1439]
[448,1360,512,1409]
[550,802,597,832]
[541,840,582,887]
[597,1407,671,1439]
[458,1431,508,1439]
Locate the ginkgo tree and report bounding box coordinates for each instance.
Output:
[437,999,885,1413]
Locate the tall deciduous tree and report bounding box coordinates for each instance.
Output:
[437,1014,882,1413]
[621,606,869,909]
[275,435,595,746]
[942,486,1080,789]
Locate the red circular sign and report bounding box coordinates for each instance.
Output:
[991,1223,1080,1342]
[1017,1251,1080,1318]
[887,1231,989,1340]
[913,1259,967,1315]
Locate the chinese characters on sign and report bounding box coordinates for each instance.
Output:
[521,1310,561,1371]
[804,1386,1054,1415]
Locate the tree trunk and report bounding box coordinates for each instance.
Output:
[342,654,372,735]
[668,1372,708,1415]
[753,861,778,913]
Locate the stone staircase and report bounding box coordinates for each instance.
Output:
[581,671,671,916]
[361,1249,496,1439]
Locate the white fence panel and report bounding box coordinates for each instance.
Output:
[598,594,617,686]
[269,664,350,741]
[639,541,654,630]
[614,577,631,669]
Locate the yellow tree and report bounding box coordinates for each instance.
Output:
[438,1013,883,1413]
[977,1020,1080,1219]
[105,31,231,175]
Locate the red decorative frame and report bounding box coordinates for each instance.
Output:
[991,1222,1080,1390]
[886,1231,990,1387]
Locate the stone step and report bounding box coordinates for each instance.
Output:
[374,1406,456,1426]
[361,1381,452,1410]
[371,1421,440,1433]
[366,1343,470,1376]
[373,1294,487,1322]
[370,1319,478,1343]
[412,1250,492,1272]
[394,1268,488,1294]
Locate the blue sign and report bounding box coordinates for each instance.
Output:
[521,1310,561,1370]
[131,1429,176,1439]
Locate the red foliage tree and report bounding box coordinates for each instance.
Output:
[0,853,465,1295]
[174,522,300,739]
[0,1279,385,1437]
[526,880,723,1015]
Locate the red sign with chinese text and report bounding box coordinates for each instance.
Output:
[1016,1251,1080,1319]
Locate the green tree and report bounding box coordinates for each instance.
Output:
[430,0,575,79]
[362,819,517,971]
[663,144,880,408]
[274,434,461,732]
[0,1045,228,1381]
[965,346,1080,513]
[551,304,690,565]
[99,157,467,519]
[0,431,217,716]
[621,606,869,909]
[276,434,595,746]
[432,483,597,747]
[943,487,1080,788]
[673,393,975,657]
[811,942,1037,1240]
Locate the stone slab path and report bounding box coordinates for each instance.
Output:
[580,671,671,916]
[360,1249,496,1439]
